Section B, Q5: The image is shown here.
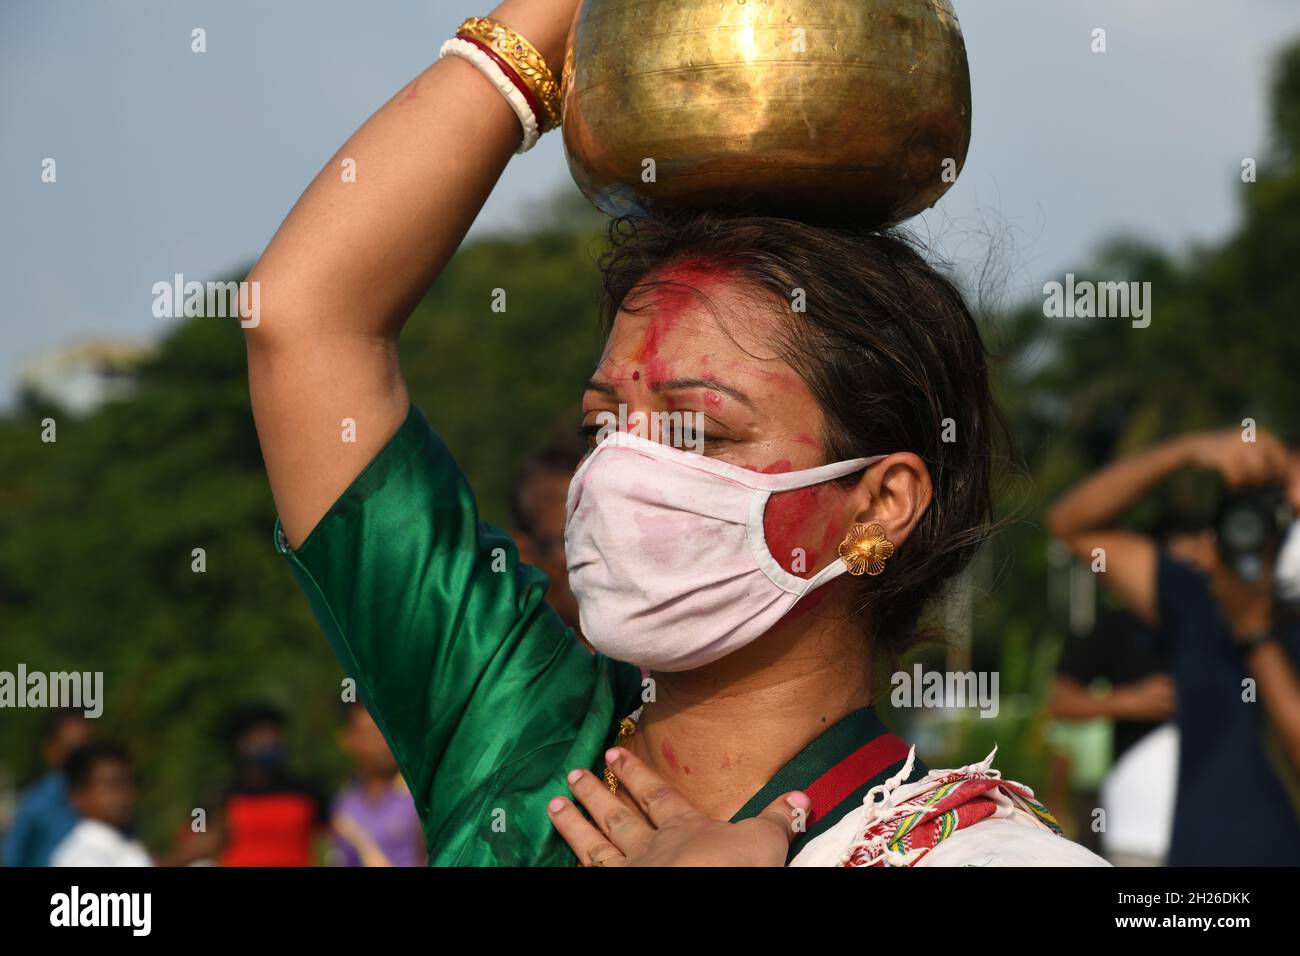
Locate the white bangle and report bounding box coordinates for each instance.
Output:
[438,37,541,154]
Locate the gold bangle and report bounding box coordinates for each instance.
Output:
[456,16,562,131]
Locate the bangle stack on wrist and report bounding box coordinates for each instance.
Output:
[439,16,562,153]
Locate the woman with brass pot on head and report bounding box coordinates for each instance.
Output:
[244,0,1104,866]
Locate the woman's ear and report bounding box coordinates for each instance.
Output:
[848,453,933,548]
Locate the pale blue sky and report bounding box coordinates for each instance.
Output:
[4,0,1300,405]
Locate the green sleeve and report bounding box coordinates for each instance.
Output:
[275,404,641,865]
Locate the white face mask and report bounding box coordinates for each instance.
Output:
[564,432,884,671]
[1276,520,1300,604]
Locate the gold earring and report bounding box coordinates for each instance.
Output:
[838,522,895,576]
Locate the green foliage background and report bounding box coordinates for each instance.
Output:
[3,46,1300,851]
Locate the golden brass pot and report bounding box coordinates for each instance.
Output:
[561,0,971,226]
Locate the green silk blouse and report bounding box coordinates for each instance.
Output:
[275,404,643,865]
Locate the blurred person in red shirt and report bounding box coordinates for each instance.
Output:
[211,704,328,867]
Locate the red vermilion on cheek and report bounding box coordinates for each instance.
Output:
[779,503,849,621]
[763,483,834,576]
[772,491,851,620]
[819,511,847,556]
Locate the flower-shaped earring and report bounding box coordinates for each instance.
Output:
[837,522,895,576]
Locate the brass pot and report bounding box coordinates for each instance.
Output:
[561,0,972,226]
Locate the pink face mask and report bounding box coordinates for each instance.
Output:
[564,432,885,671]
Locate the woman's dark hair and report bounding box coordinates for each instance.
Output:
[597,208,1007,665]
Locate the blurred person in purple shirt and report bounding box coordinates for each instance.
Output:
[330,700,424,867]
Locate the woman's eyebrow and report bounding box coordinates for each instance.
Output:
[582,378,619,397]
[654,377,756,410]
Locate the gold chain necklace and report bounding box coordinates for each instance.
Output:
[602,716,638,794]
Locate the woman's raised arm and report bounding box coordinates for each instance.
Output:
[244,0,576,547]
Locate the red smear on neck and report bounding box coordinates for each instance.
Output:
[661,741,680,771]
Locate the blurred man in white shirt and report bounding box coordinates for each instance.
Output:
[52,741,151,867]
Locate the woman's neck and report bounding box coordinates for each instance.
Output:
[623,604,873,821]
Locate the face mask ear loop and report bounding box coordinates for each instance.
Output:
[745,455,890,595]
[746,491,856,595]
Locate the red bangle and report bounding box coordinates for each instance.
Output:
[457,33,549,132]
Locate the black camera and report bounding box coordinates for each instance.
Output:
[1215,484,1294,582]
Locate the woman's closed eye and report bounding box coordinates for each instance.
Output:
[577,418,733,452]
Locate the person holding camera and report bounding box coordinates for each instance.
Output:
[1048,428,1300,865]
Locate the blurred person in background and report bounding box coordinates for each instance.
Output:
[509,429,589,646]
[51,741,150,867]
[1047,514,1207,865]
[329,700,424,867]
[1049,427,1300,865]
[1049,605,1176,865]
[212,704,329,867]
[3,709,91,866]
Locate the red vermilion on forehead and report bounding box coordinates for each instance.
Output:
[631,256,738,365]
[653,256,737,289]
[632,315,665,364]
[640,357,671,388]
